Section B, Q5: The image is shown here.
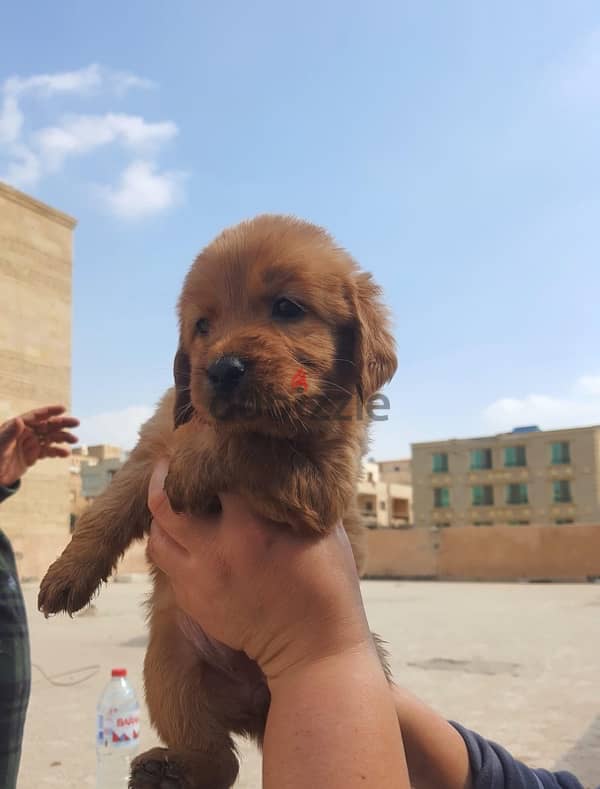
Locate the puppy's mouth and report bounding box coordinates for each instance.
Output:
[209,395,263,422]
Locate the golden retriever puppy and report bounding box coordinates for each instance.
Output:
[38,215,397,789]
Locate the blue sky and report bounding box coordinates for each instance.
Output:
[2,1,600,458]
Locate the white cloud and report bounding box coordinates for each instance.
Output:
[0,64,181,218]
[2,144,41,188]
[483,374,600,433]
[2,63,153,100]
[0,94,24,144]
[576,375,600,396]
[35,113,178,170]
[77,405,154,450]
[101,159,186,219]
[4,64,103,98]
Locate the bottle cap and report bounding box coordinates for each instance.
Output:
[111,668,127,677]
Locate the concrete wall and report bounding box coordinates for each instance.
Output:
[363,528,438,578]
[364,525,600,581]
[116,524,600,582]
[0,182,76,579]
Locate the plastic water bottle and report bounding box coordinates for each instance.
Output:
[96,668,140,788]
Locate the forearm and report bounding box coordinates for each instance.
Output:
[392,684,472,789]
[264,644,410,789]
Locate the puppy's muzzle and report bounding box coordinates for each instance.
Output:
[207,355,246,396]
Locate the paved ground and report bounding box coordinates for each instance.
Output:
[19,579,600,788]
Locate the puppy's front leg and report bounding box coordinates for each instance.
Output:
[38,390,175,616]
[163,432,222,517]
[38,451,153,616]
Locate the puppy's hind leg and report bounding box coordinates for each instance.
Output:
[131,607,240,789]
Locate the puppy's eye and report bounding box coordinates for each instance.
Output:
[272,298,305,320]
[195,318,210,335]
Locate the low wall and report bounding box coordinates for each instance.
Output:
[21,525,600,584]
[364,524,600,581]
[363,528,437,578]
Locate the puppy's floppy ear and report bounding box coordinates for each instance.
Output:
[350,272,397,403]
[173,344,192,428]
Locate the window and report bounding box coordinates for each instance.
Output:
[364,501,373,512]
[506,483,528,505]
[555,518,574,524]
[367,472,374,483]
[553,480,572,503]
[434,487,450,508]
[379,501,386,511]
[508,519,530,525]
[504,446,527,467]
[470,448,492,470]
[551,442,570,465]
[472,485,494,506]
[432,453,449,473]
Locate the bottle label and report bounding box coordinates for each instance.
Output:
[97,707,140,749]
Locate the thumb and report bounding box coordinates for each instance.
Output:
[0,418,24,452]
[148,459,170,518]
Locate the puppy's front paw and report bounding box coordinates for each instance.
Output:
[38,557,105,616]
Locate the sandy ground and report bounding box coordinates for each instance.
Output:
[18,579,600,788]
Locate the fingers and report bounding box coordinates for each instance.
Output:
[0,418,24,450]
[148,461,203,552]
[20,405,67,424]
[40,446,71,459]
[148,460,171,518]
[43,429,79,445]
[46,416,80,430]
[148,519,188,576]
[25,418,80,435]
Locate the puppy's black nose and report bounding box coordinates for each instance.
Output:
[207,356,246,393]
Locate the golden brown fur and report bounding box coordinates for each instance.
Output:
[38,215,397,789]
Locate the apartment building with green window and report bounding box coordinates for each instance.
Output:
[411,424,600,528]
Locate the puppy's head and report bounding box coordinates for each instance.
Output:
[174,215,396,435]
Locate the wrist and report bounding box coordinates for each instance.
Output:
[265,627,379,690]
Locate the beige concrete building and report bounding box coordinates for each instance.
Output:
[0,182,76,578]
[69,445,125,525]
[357,458,413,527]
[412,425,600,529]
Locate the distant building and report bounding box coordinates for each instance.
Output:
[0,181,76,578]
[412,425,600,528]
[71,445,125,504]
[68,445,125,531]
[357,459,412,528]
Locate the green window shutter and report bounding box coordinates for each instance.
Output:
[434,487,450,507]
[551,442,570,465]
[432,453,449,473]
[470,449,492,469]
[505,446,526,467]
[553,480,571,503]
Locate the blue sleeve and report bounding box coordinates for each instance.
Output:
[0,480,20,504]
[451,722,586,789]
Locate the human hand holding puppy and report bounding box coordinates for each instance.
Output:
[148,459,410,789]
